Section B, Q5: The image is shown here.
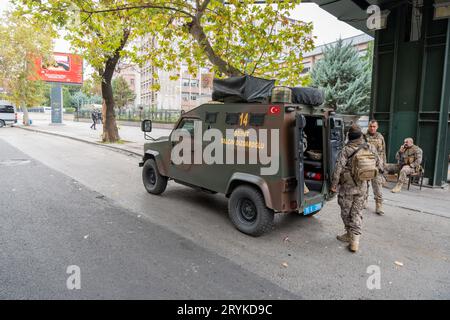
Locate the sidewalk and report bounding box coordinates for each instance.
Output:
[14,112,450,219]
[381,181,450,219]
[16,112,172,156]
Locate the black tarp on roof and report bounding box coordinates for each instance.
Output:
[212,75,324,106]
[290,87,324,106]
[212,75,275,103]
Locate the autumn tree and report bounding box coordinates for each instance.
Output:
[15,0,314,142]
[15,0,151,141]
[82,78,102,97]
[0,11,54,125]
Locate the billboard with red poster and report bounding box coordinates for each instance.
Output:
[34,53,83,84]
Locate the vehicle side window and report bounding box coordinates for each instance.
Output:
[205,112,218,124]
[249,113,265,126]
[0,106,14,113]
[8,106,14,113]
[225,113,239,125]
[177,118,196,136]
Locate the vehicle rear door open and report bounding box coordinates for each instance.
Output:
[327,116,344,188]
[295,114,307,208]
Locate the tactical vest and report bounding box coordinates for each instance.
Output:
[402,145,420,166]
[365,133,385,161]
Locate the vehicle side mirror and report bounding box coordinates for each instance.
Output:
[141,119,152,132]
[330,118,342,129]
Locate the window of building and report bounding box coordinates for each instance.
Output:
[190,94,198,101]
[190,79,199,87]
[301,67,311,74]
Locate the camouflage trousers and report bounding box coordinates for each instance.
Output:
[385,164,415,184]
[338,192,365,235]
[366,174,385,202]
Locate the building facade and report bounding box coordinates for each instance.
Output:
[113,63,141,107]
[138,36,214,112]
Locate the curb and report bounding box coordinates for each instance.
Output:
[17,126,143,158]
[73,118,176,129]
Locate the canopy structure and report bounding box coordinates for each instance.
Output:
[305,0,394,34]
[308,0,450,186]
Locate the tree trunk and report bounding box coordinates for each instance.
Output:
[188,18,242,77]
[99,28,130,143]
[101,78,120,142]
[22,106,30,126]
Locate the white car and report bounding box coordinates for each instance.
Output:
[0,104,17,128]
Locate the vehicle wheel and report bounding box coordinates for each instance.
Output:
[0,120,5,128]
[142,158,168,195]
[228,185,274,236]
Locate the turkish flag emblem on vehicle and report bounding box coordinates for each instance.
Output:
[269,105,281,115]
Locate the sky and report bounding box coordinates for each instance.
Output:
[290,3,364,46]
[0,0,364,52]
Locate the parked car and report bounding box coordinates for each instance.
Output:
[0,103,17,128]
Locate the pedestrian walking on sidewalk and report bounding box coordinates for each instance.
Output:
[90,111,97,130]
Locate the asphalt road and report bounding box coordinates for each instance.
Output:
[0,136,295,299]
[1,127,450,299]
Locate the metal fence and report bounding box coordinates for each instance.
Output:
[75,109,182,123]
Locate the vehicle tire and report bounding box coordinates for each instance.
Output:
[142,158,168,195]
[0,120,5,128]
[228,185,274,236]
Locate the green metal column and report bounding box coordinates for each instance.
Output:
[371,0,450,186]
[435,20,450,186]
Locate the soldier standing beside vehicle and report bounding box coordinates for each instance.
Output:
[330,125,381,253]
[364,120,386,215]
[386,138,423,193]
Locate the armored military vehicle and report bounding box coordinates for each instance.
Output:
[139,76,344,236]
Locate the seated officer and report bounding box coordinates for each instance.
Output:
[385,138,423,193]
